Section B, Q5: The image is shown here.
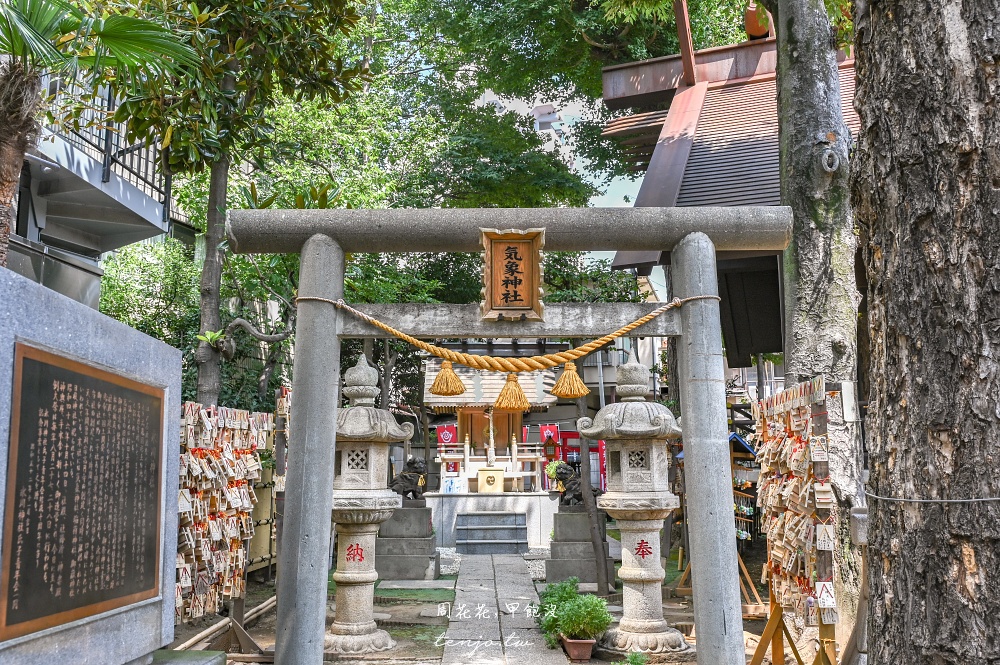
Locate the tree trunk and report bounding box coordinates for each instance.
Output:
[380,339,396,408]
[662,267,680,408]
[854,1,1000,662]
[0,140,25,269]
[577,394,610,596]
[194,152,230,406]
[771,0,865,645]
[0,63,41,269]
[256,306,295,404]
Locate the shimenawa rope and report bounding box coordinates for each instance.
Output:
[294,295,720,373]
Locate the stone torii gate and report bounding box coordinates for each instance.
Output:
[227,206,791,665]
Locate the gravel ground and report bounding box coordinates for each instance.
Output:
[525,547,549,580]
[437,547,460,575]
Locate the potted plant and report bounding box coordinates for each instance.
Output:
[537,577,580,648]
[545,460,563,491]
[556,594,613,662]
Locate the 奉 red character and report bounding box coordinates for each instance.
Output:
[634,539,653,559]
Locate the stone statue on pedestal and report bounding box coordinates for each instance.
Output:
[389,457,427,502]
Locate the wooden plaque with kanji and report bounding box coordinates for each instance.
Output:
[480,228,544,321]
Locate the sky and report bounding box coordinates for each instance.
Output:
[477,92,670,300]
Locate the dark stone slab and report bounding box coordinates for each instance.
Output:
[553,511,607,542]
[375,552,441,580]
[375,535,437,556]
[551,541,610,560]
[378,506,433,539]
[545,558,615,584]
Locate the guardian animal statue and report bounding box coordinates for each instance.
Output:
[555,462,600,506]
[390,457,427,501]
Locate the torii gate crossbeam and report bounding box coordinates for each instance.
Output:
[227,206,792,665]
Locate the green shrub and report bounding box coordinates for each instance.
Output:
[536,577,580,648]
[556,594,613,641]
[612,652,650,665]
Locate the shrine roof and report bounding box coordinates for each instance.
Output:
[422,356,558,412]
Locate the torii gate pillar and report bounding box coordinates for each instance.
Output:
[674,232,745,664]
[227,206,791,665]
[274,235,345,663]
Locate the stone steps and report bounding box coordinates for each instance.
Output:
[456,539,530,555]
[455,511,526,526]
[455,512,528,554]
[456,524,526,540]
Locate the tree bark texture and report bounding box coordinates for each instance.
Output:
[773,0,865,645]
[0,63,41,269]
[195,152,230,406]
[854,1,1000,663]
[0,141,25,269]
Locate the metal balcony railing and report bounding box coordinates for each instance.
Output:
[44,78,187,226]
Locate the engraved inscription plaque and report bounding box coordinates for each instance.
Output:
[0,343,163,641]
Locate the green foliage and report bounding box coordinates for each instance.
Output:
[556,593,613,640]
[751,352,783,366]
[544,252,641,304]
[117,0,366,175]
[823,0,853,47]
[99,239,201,402]
[100,239,201,349]
[395,106,596,208]
[545,460,562,479]
[536,577,580,648]
[0,0,196,74]
[196,329,225,346]
[612,652,650,665]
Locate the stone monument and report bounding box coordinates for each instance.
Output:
[376,458,441,580]
[0,270,188,665]
[578,353,693,662]
[325,356,410,654]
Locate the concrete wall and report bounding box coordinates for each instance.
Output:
[0,268,181,665]
[426,492,559,549]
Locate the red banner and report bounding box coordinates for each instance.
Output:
[540,424,560,443]
[437,424,457,446]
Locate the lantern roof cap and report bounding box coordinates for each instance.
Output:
[577,353,681,440]
[338,355,414,442]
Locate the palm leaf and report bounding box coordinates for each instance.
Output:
[74,15,199,74]
[0,0,66,66]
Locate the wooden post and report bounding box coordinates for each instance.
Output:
[673,0,697,86]
[811,400,837,664]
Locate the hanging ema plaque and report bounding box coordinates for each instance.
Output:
[0,343,163,641]
[480,228,544,321]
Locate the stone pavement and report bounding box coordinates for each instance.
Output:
[441,554,569,665]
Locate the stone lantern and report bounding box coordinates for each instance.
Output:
[577,354,693,661]
[325,356,412,654]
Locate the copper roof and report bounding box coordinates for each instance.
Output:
[676,67,859,207]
